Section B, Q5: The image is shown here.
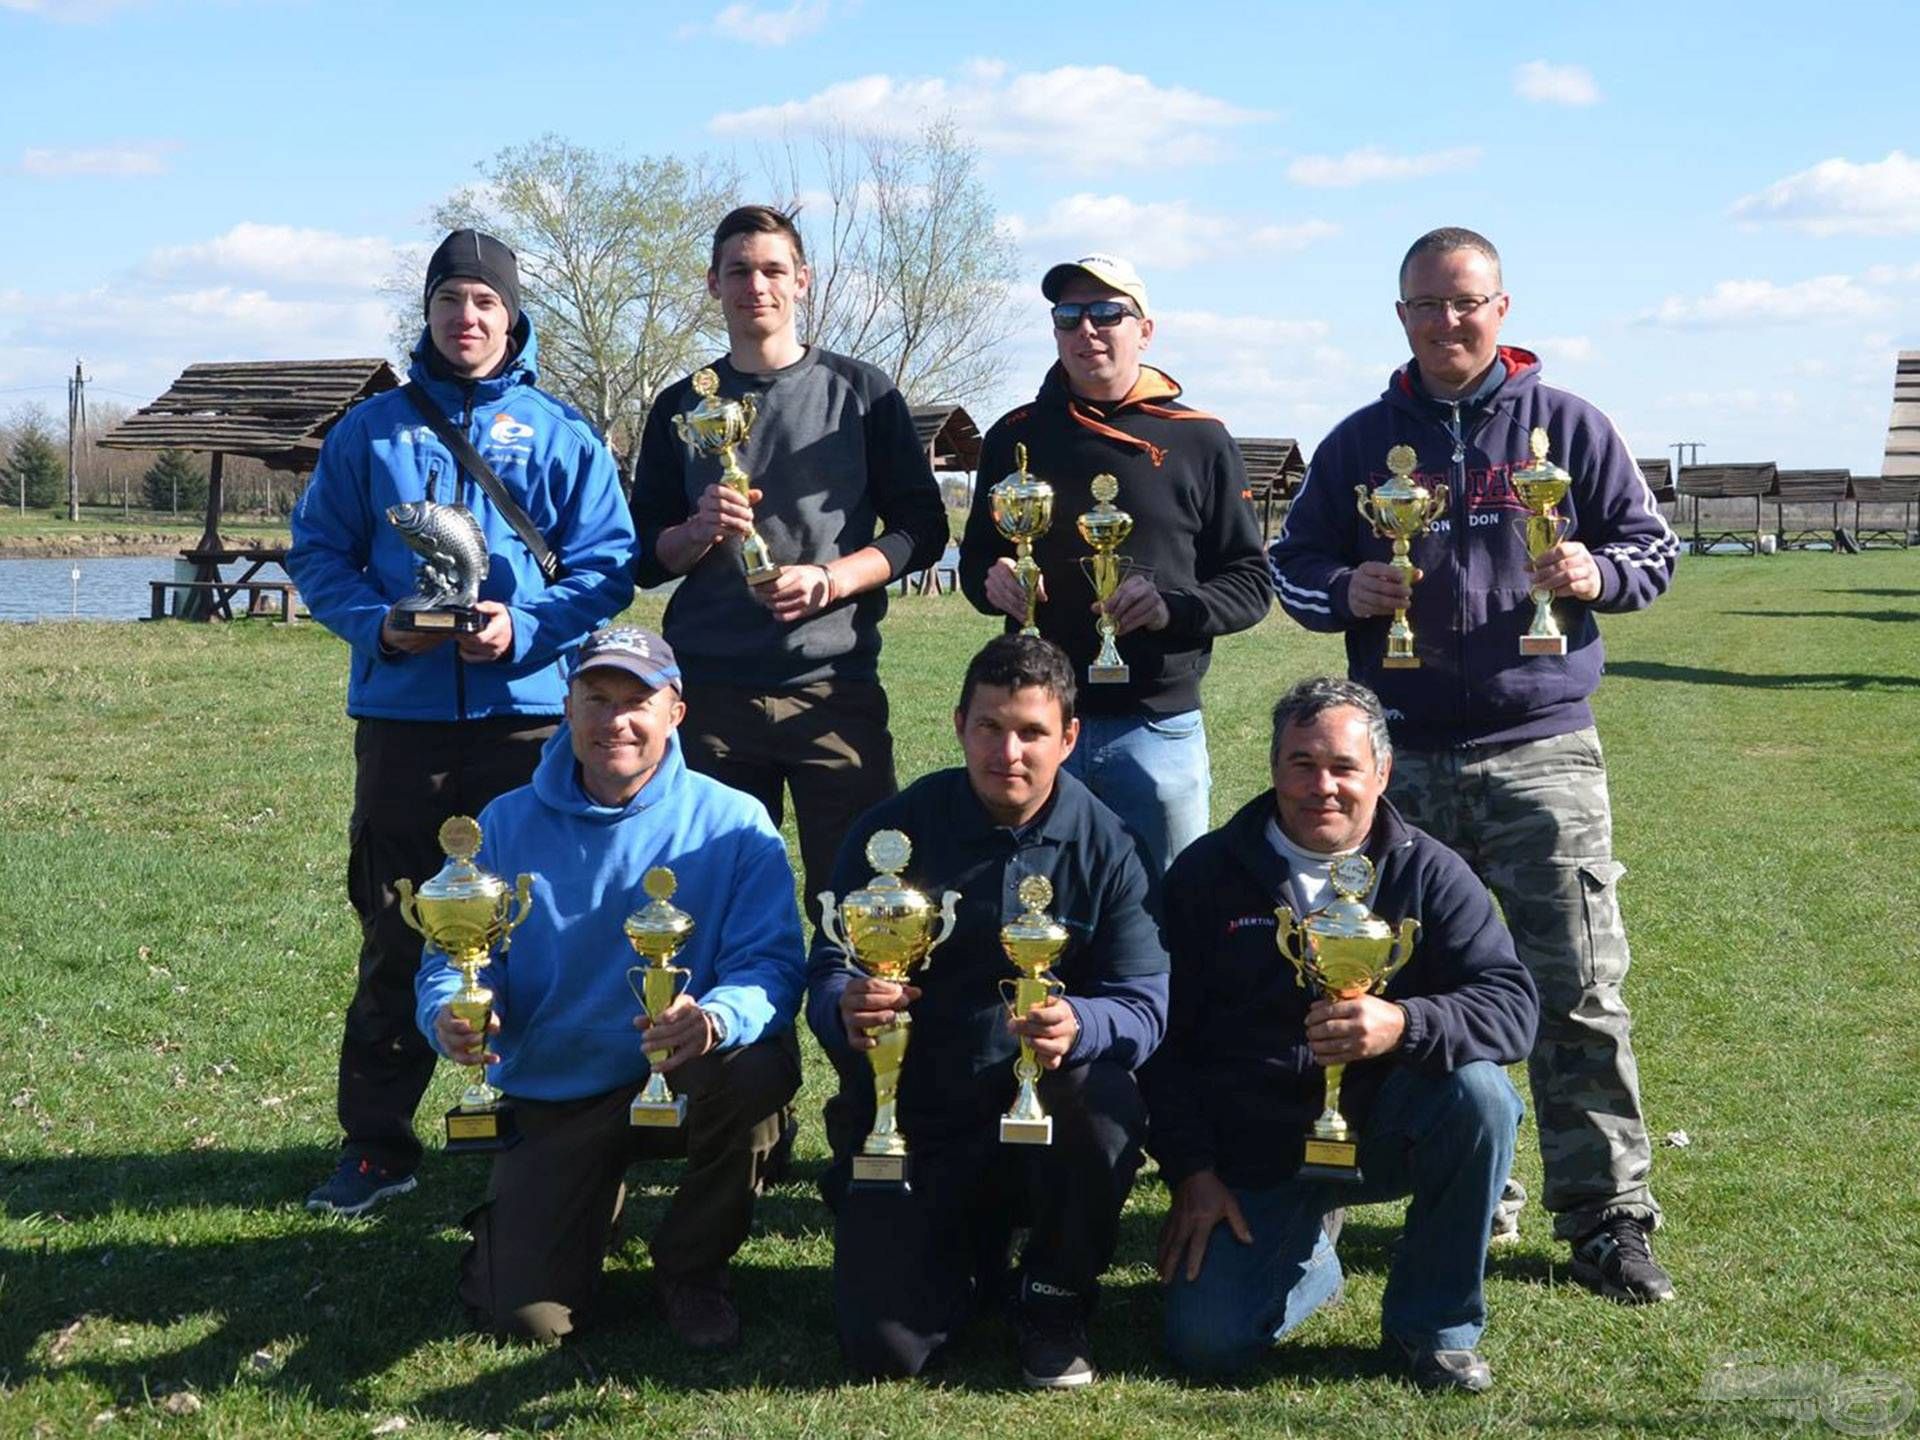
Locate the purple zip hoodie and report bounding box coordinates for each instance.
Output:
[1268,347,1680,749]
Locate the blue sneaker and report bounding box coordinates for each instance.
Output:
[305,1157,417,1217]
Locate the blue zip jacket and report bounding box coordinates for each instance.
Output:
[413,726,806,1103]
[1268,348,1680,748]
[1140,793,1539,1190]
[289,321,636,720]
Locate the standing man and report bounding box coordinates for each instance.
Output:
[1269,227,1681,1301]
[807,635,1168,1388]
[631,204,949,923]
[959,253,1271,874]
[290,228,636,1217]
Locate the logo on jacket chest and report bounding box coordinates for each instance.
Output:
[1374,458,1530,532]
[1225,914,1277,936]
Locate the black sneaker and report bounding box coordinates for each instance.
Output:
[304,1157,417,1218]
[1013,1277,1095,1389]
[1382,1334,1493,1394]
[1570,1216,1675,1304]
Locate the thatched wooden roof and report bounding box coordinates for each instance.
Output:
[1678,462,1776,499]
[1636,458,1672,501]
[1236,437,1307,496]
[1882,350,1920,483]
[100,358,402,473]
[1773,468,1850,502]
[909,403,982,472]
[1850,474,1920,502]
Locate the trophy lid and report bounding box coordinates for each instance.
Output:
[841,830,934,914]
[1511,427,1571,503]
[415,816,506,903]
[690,367,719,399]
[1301,853,1395,944]
[1002,874,1069,945]
[991,442,1055,502]
[1370,444,1430,502]
[624,866,695,948]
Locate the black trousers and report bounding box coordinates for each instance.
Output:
[340,715,555,1172]
[824,1059,1148,1379]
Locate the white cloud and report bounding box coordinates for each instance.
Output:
[680,0,830,45]
[1011,193,1337,270]
[1,0,145,18]
[1512,60,1601,106]
[1731,151,1920,237]
[710,63,1267,169]
[1537,335,1594,364]
[1641,275,1888,328]
[19,141,177,177]
[1285,146,1480,189]
[146,222,396,291]
[1148,309,1382,437]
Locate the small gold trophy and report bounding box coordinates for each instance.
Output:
[1274,853,1419,1183]
[989,442,1055,637]
[998,875,1070,1145]
[817,830,960,1190]
[397,816,534,1154]
[1512,427,1572,656]
[1355,445,1450,669]
[1076,474,1145,684]
[623,867,695,1128]
[673,367,779,586]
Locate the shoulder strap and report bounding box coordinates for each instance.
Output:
[403,384,560,582]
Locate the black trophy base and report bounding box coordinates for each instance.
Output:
[1299,1136,1363,1185]
[850,1151,911,1194]
[445,1101,521,1155]
[395,605,484,635]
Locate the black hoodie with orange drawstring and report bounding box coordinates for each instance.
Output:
[958,363,1272,716]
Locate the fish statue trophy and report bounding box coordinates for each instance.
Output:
[1354,445,1449,669]
[397,816,533,1153]
[673,367,779,586]
[1274,853,1419,1183]
[998,875,1070,1145]
[817,830,961,1191]
[386,498,490,634]
[1511,427,1573,656]
[990,442,1055,637]
[1076,474,1149,684]
[623,867,696,1128]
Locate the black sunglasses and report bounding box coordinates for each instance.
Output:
[1051,300,1141,331]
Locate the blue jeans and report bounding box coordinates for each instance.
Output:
[1063,709,1210,873]
[1164,1061,1522,1376]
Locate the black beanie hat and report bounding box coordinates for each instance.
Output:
[423,229,522,326]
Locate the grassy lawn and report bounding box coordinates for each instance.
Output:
[2,552,1917,1437]
[0,507,291,548]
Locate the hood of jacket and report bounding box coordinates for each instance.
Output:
[408,313,539,411]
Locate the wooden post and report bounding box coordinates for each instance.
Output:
[197,451,226,555]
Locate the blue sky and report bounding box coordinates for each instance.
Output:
[4,0,1917,475]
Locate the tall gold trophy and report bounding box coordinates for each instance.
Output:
[623,866,695,1128]
[1274,854,1419,1183]
[1076,474,1145,684]
[397,816,533,1154]
[998,875,1070,1145]
[1355,445,1449,669]
[673,367,779,586]
[989,442,1055,637]
[1512,427,1572,656]
[817,830,960,1190]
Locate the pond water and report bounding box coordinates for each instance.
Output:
[0,555,186,622]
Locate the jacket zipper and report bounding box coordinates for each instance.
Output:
[453,384,475,723]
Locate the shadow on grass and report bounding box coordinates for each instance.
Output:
[1721,608,1919,623]
[1818,588,1920,597]
[1607,660,1920,690]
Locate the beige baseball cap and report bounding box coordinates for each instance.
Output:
[1041,253,1150,319]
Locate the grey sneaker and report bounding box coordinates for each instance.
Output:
[1383,1334,1493,1394]
[1013,1277,1094,1389]
[1570,1216,1675,1304]
[304,1157,417,1218]
[1489,1177,1526,1246]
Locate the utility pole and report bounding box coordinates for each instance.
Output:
[66,358,84,522]
[1671,441,1704,530]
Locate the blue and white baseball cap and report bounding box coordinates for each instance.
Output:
[571,625,682,693]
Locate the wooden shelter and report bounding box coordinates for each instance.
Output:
[1848,475,1918,548]
[1677,462,1776,554]
[1636,458,1678,527]
[1771,469,1851,549]
[100,358,401,619]
[1235,436,1308,539]
[909,403,983,476]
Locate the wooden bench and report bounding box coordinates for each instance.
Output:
[149,579,300,623]
[897,564,959,597]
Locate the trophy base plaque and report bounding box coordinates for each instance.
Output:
[1087,662,1129,685]
[444,1102,521,1155]
[850,1152,911,1192]
[630,1094,688,1128]
[1520,634,1567,656]
[1299,1136,1362,1184]
[1382,655,1420,670]
[395,606,484,635]
[745,561,782,588]
[999,1115,1053,1146]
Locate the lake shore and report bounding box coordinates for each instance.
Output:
[0,531,290,559]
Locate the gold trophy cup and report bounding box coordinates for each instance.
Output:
[817,830,961,1190]
[673,367,779,587]
[1076,474,1144,684]
[397,816,534,1154]
[998,875,1070,1145]
[1355,445,1450,669]
[990,442,1055,637]
[1274,853,1419,1183]
[1512,426,1572,656]
[623,866,695,1128]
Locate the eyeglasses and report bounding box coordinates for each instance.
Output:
[1051,300,1141,331]
[1401,293,1502,320]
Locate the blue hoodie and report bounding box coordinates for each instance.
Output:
[289,321,636,721]
[413,725,805,1103]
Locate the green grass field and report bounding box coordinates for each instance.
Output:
[3,553,1918,1437]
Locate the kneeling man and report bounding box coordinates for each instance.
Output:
[1142,676,1537,1392]
[416,625,805,1350]
[806,634,1168,1388]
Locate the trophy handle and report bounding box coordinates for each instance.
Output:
[1427,482,1451,520]
[496,874,533,954]
[672,965,693,1002]
[738,393,757,435]
[1273,905,1312,987]
[395,879,423,938]
[626,964,649,1010]
[1379,917,1421,988]
[1354,485,1375,531]
[816,892,851,965]
[922,890,961,973]
[998,976,1019,1013]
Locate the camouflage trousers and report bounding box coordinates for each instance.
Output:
[1388,728,1661,1242]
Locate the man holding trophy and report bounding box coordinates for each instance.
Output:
[415,626,805,1350]
[290,229,635,1217]
[631,204,948,927]
[958,253,1271,874]
[806,635,1168,1388]
[1268,228,1682,1302]
[1143,676,1536,1392]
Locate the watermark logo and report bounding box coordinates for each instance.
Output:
[1702,1353,1915,1435]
